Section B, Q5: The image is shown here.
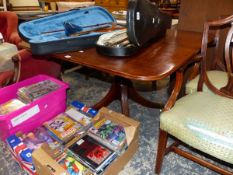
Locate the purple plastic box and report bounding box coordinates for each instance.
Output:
[0,75,69,140]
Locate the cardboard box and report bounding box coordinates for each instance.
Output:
[32,107,140,175]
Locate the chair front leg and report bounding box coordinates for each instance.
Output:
[155,129,168,174]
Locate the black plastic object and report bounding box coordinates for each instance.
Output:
[18,6,115,55]
[127,0,171,46]
[96,44,138,57]
[96,0,171,57]
[96,28,139,56]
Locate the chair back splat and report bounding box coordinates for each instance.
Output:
[186,15,233,94]
[200,15,233,97]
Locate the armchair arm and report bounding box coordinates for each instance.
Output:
[164,54,204,111]
[12,49,61,82]
[187,54,203,81]
[164,70,184,111]
[11,49,35,82]
[8,32,22,47]
[17,49,33,62]
[17,49,50,62]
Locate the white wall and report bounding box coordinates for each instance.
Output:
[9,0,39,6]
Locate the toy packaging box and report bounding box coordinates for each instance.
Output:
[32,107,140,175]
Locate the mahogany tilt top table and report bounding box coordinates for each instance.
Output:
[52,29,204,116]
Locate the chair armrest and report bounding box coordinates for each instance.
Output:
[16,49,33,62]
[11,49,35,82]
[187,54,203,81]
[11,49,33,80]
[17,41,30,50]
[16,49,50,62]
[8,32,22,47]
[165,54,204,111]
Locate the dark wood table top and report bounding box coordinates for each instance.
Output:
[52,29,203,81]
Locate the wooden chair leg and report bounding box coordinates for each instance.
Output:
[155,129,168,174]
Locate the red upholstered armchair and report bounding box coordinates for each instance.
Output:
[0,11,21,46]
[0,11,61,87]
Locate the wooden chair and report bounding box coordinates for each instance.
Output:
[178,0,233,94]
[155,15,233,175]
[185,16,229,94]
[169,0,233,95]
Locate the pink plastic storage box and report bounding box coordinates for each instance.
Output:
[0,74,69,140]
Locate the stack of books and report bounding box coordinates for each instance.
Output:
[68,135,117,175]
[43,105,97,145]
[88,117,127,153]
[62,115,128,174]
[65,107,92,132]
[17,80,60,103]
[44,113,84,144]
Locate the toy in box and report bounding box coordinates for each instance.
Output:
[0,74,69,139]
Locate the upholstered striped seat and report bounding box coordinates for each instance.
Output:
[185,70,228,94]
[160,92,233,164]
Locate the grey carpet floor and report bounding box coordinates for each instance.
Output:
[0,70,230,175]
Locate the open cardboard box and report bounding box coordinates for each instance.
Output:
[32,107,140,175]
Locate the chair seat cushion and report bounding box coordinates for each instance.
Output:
[160,92,233,164]
[0,42,18,72]
[185,70,228,94]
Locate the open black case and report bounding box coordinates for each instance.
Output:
[96,0,171,57]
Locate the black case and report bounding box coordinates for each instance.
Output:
[18,6,115,55]
[96,0,171,57]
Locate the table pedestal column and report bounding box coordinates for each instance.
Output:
[93,76,164,116]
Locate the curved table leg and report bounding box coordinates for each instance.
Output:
[92,80,119,110]
[128,85,164,109]
[93,76,164,116]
